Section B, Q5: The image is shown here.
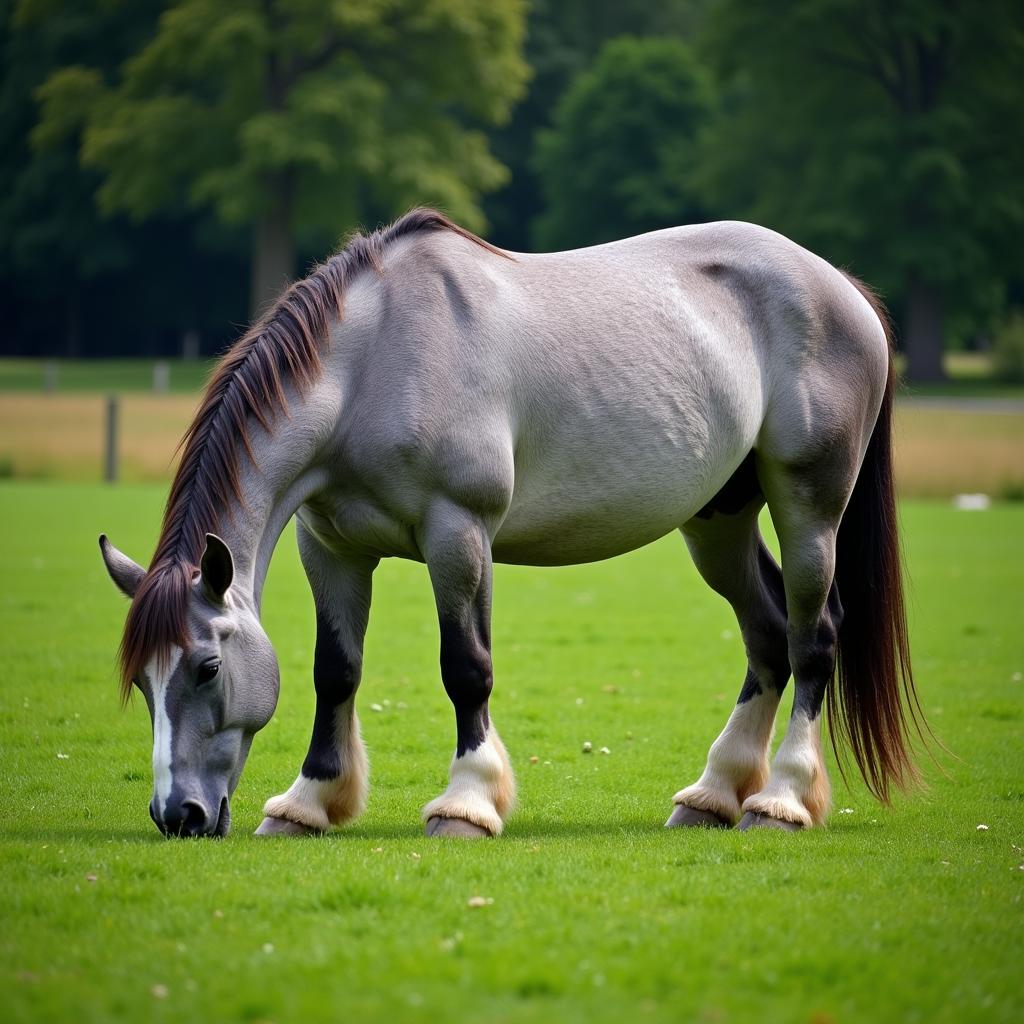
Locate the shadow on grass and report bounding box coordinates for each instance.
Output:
[3,814,883,845]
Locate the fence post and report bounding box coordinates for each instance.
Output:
[44,359,59,393]
[104,395,119,483]
[153,359,170,394]
[181,329,200,360]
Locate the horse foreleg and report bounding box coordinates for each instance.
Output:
[420,501,515,838]
[668,499,790,827]
[256,532,377,836]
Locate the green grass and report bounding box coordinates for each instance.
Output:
[896,352,1024,398]
[1,483,1021,1023]
[0,358,214,394]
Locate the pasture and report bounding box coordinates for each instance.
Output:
[3,359,1023,499]
[1,482,1021,1023]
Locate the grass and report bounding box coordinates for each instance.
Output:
[1,482,1021,1023]
[0,358,214,394]
[896,352,1024,398]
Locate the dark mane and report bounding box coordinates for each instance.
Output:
[118,208,504,699]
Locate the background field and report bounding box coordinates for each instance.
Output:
[3,358,1023,498]
[1,483,1021,1024]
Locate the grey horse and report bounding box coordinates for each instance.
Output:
[100,209,924,838]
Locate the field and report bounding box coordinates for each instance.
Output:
[2,359,1023,498]
[1,482,1021,1023]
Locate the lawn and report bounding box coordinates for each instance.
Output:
[0,482,1021,1023]
[0,358,214,394]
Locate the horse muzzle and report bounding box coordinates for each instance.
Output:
[150,794,230,838]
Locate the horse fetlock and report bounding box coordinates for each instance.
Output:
[739,792,814,829]
[674,742,772,825]
[324,725,369,823]
[261,772,368,833]
[422,727,515,837]
[422,792,514,836]
[672,776,742,823]
[740,760,831,828]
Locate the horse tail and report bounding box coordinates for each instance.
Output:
[829,276,929,803]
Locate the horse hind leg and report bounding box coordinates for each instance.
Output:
[668,478,791,828]
[256,529,376,836]
[736,453,853,831]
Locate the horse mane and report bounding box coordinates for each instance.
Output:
[118,208,504,700]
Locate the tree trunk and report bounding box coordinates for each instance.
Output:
[249,186,295,320]
[903,271,945,382]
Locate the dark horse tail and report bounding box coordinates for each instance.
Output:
[830,276,929,803]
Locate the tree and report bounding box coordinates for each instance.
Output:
[532,37,712,250]
[3,0,254,358]
[697,0,1024,381]
[484,0,711,251]
[1,0,152,354]
[35,0,528,317]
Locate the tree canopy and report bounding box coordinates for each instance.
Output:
[35,0,528,314]
[532,36,710,251]
[695,0,1024,380]
[3,0,1022,375]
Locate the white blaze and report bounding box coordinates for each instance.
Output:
[147,646,182,817]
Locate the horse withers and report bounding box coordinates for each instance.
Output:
[100,209,925,838]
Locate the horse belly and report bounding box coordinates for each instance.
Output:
[492,427,725,566]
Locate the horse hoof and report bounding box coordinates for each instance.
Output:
[425,816,491,838]
[736,811,803,832]
[254,816,321,836]
[665,805,731,829]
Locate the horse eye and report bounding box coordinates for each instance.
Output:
[196,659,221,685]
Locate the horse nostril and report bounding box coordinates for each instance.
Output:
[180,800,210,836]
[157,798,212,837]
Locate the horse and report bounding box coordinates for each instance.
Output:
[99,208,925,839]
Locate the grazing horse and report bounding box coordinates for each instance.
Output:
[100,209,924,839]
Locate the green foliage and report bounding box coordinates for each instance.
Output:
[0,1,157,283]
[992,312,1024,383]
[2,483,1023,1021]
[5,0,1024,359]
[37,0,529,241]
[1,0,252,356]
[484,0,709,249]
[696,0,1024,334]
[532,37,711,250]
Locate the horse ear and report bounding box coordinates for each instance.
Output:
[99,535,145,598]
[200,534,234,602]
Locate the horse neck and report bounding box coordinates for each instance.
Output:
[208,389,333,612]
